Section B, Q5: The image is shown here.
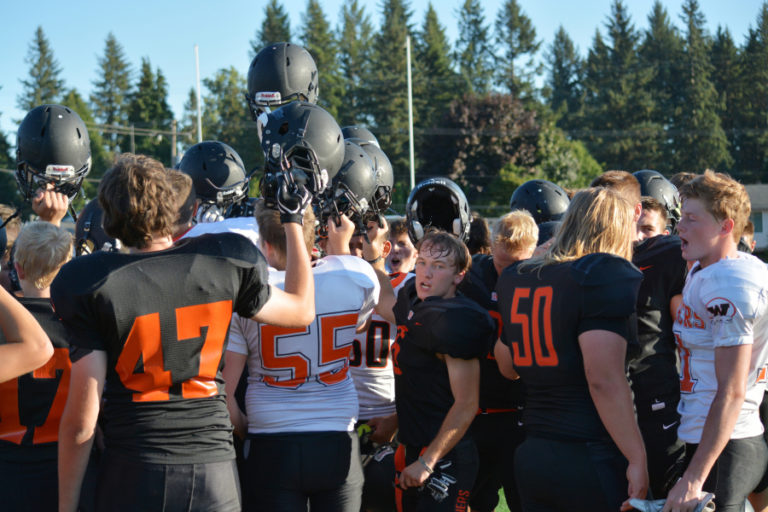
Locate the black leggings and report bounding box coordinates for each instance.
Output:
[514,436,628,512]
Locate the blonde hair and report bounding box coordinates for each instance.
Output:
[493,210,538,255]
[590,170,641,206]
[254,199,316,263]
[14,222,73,289]
[521,187,634,271]
[679,170,750,243]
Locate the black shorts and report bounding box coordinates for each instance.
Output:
[470,410,524,512]
[242,430,363,512]
[96,452,240,512]
[635,396,686,498]
[684,435,768,512]
[394,439,478,512]
[514,435,628,512]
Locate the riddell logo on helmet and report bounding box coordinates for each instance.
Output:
[45,165,75,177]
[255,91,281,103]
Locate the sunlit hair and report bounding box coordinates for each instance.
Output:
[679,170,750,243]
[167,169,196,227]
[670,172,697,190]
[99,153,176,249]
[641,196,668,224]
[416,230,471,275]
[521,187,634,271]
[14,222,73,289]
[493,210,538,255]
[254,199,315,264]
[590,170,641,206]
[389,218,408,238]
[744,220,755,237]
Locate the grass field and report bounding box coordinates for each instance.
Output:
[496,489,511,512]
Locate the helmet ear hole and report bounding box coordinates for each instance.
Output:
[279,122,290,135]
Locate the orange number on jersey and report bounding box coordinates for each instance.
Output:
[757,366,768,384]
[0,347,71,445]
[116,300,233,402]
[509,287,558,367]
[260,325,311,389]
[318,313,358,385]
[675,333,697,393]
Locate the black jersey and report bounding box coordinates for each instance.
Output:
[630,235,687,401]
[50,233,271,464]
[0,298,70,463]
[497,254,642,442]
[393,286,496,448]
[459,253,524,410]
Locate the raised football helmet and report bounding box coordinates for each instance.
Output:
[406,177,471,243]
[75,198,122,256]
[176,141,250,218]
[260,101,345,203]
[509,179,570,224]
[16,104,92,201]
[341,125,380,148]
[633,169,681,229]
[245,42,318,120]
[360,143,394,214]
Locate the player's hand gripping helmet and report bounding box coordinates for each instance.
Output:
[633,169,681,229]
[176,141,250,219]
[341,125,380,148]
[16,104,92,201]
[509,179,570,224]
[75,198,122,256]
[245,42,319,121]
[259,101,345,206]
[406,177,471,244]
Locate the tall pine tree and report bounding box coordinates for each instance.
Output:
[17,26,64,112]
[336,0,374,126]
[455,0,493,95]
[710,27,742,174]
[91,33,133,152]
[127,59,174,164]
[301,0,343,119]
[251,0,292,56]
[494,0,541,99]
[671,0,731,172]
[546,26,583,130]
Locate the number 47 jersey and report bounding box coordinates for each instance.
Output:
[228,255,380,433]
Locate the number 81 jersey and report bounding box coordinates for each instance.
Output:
[228,255,380,433]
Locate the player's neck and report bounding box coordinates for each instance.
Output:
[128,235,174,254]
[698,240,739,269]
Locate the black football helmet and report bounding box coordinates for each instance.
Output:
[406,177,471,243]
[176,141,250,215]
[75,198,122,255]
[16,104,92,201]
[245,42,319,120]
[260,101,344,203]
[509,179,570,224]
[341,125,380,148]
[633,169,681,229]
[360,143,394,214]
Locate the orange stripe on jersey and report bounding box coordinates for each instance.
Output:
[390,272,410,288]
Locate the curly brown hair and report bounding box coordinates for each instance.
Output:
[99,153,176,249]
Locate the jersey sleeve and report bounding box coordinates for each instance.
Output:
[232,243,272,319]
[338,256,381,331]
[699,270,768,347]
[572,254,643,341]
[50,260,107,352]
[226,313,250,355]
[430,303,495,359]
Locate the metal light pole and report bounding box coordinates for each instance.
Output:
[406,35,415,192]
[195,45,203,143]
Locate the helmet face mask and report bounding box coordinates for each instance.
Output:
[406,177,471,244]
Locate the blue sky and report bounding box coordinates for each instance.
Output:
[0,0,763,139]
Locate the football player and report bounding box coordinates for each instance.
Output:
[459,210,538,512]
[365,230,496,512]
[638,197,671,241]
[496,187,647,511]
[592,170,688,498]
[53,153,315,512]
[223,204,378,512]
[664,171,768,512]
[386,219,418,274]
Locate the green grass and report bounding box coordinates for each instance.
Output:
[496,489,512,512]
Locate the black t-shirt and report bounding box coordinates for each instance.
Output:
[459,253,524,410]
[497,254,642,442]
[0,297,70,463]
[50,233,271,464]
[629,235,687,402]
[393,285,496,448]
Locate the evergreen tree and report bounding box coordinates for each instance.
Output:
[252,0,292,55]
[17,26,64,112]
[127,59,175,164]
[301,0,343,119]
[180,87,200,146]
[337,0,374,126]
[494,0,541,99]
[364,0,414,201]
[710,27,742,174]
[638,1,684,168]
[671,0,731,172]
[545,26,583,129]
[455,0,493,94]
[91,33,133,152]
[0,102,15,206]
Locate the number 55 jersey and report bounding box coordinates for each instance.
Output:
[50,233,271,464]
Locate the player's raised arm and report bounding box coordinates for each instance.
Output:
[362,218,396,324]
[0,285,52,383]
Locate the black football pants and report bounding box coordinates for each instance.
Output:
[635,395,686,498]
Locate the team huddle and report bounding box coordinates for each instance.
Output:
[0,41,766,512]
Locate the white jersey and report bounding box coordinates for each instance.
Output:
[228,255,379,433]
[181,216,260,247]
[350,272,413,420]
[674,253,768,443]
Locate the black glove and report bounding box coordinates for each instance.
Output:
[276,170,312,225]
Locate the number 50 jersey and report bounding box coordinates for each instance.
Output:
[228,255,380,433]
